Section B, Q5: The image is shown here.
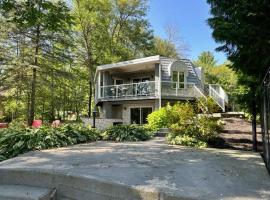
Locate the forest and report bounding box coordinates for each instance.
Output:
[0,0,242,125]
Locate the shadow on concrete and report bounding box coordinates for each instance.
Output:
[0,137,269,199]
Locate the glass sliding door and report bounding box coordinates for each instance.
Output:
[130,107,152,124]
[130,108,140,124]
[141,107,152,124]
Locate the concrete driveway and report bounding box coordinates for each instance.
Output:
[0,137,269,200]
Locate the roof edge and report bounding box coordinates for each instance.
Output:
[97,55,160,71]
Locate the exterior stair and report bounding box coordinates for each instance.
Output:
[155,128,170,137]
[0,185,56,200]
[193,84,228,112]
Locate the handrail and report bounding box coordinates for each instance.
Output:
[100,81,156,88]
[209,85,225,112]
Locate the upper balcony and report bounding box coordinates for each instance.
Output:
[97,81,203,101]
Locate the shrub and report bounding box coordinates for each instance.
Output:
[101,125,153,142]
[0,124,99,161]
[196,97,220,114]
[196,116,222,142]
[167,102,195,125]
[167,132,207,148]
[146,107,168,131]
[163,102,222,148]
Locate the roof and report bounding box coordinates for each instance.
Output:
[96,55,160,71]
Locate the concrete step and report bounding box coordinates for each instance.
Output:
[0,185,56,200]
[155,128,170,137]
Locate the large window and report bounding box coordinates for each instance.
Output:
[172,71,185,89]
[130,107,152,124]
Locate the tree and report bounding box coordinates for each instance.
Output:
[207,0,270,150]
[194,51,217,83]
[151,37,179,58]
[73,0,154,117]
[164,23,188,58]
[0,0,73,125]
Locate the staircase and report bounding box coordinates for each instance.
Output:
[193,84,228,112]
[0,185,56,200]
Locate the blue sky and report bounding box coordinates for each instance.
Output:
[147,0,226,64]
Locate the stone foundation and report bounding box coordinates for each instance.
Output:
[81,118,123,130]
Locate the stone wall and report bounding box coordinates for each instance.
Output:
[81,118,123,130]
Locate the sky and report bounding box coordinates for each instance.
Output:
[147,0,227,64]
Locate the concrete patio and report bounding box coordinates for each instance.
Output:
[0,137,269,200]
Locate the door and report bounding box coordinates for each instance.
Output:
[130,108,140,124]
[141,107,152,124]
[130,107,152,124]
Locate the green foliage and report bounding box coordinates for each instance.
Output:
[196,97,220,114]
[146,102,195,131]
[101,125,153,142]
[147,102,221,148]
[166,102,195,125]
[207,0,270,112]
[166,133,207,148]
[146,107,169,131]
[0,124,99,161]
[150,37,179,58]
[167,115,222,148]
[146,102,222,148]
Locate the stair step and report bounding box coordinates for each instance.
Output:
[0,185,56,200]
[155,128,170,137]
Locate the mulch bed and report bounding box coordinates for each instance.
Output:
[209,117,263,151]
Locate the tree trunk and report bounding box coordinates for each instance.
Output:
[88,80,92,118]
[252,97,257,151]
[28,25,40,126]
[50,70,55,122]
[28,68,37,126]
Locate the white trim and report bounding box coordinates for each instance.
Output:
[159,63,162,108]
[97,55,160,71]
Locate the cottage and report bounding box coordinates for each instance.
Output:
[94,55,228,126]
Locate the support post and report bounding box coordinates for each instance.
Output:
[252,97,257,151]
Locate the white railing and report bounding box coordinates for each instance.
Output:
[209,85,226,112]
[99,81,156,99]
[209,84,228,103]
[98,81,228,112]
[161,81,197,97]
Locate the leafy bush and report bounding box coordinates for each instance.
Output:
[163,102,222,148]
[146,107,168,131]
[196,97,220,114]
[101,125,153,142]
[167,133,207,148]
[0,124,99,161]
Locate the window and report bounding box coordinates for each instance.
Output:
[178,72,185,89]
[172,71,178,89]
[133,77,150,83]
[172,71,185,89]
[130,107,152,124]
[114,79,124,85]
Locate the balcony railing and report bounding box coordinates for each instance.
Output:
[99,81,156,99]
[161,81,198,98]
[98,81,228,110]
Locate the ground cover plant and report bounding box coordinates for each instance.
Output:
[0,124,99,161]
[101,124,153,142]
